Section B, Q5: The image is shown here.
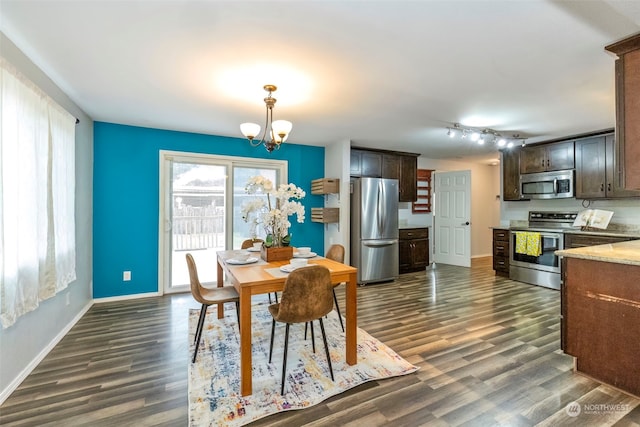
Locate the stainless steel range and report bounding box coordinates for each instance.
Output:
[509,211,578,290]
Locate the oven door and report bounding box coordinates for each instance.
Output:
[510,231,563,273]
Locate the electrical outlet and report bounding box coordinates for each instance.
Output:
[123,271,131,281]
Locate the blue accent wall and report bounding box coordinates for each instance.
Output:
[93,122,325,298]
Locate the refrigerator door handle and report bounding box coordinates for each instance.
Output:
[377,181,383,235]
[364,240,397,247]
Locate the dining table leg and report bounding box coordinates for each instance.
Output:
[239,286,253,396]
[216,257,224,319]
[345,271,358,365]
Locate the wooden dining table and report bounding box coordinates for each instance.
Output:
[216,249,358,396]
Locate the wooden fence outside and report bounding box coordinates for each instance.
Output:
[172,205,225,250]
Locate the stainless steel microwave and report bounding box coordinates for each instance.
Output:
[520,169,574,199]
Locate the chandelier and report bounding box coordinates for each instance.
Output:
[240,84,292,153]
[446,123,526,148]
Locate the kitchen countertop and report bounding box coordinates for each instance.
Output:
[399,225,429,229]
[555,239,640,266]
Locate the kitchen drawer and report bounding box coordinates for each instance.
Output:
[493,257,509,272]
[493,228,509,242]
[493,240,509,257]
[400,228,428,240]
[564,233,638,249]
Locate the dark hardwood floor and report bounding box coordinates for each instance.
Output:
[2,257,639,426]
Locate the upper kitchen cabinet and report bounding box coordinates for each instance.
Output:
[351,148,418,202]
[605,32,640,190]
[520,141,575,174]
[575,132,640,199]
[502,147,526,201]
[350,149,382,177]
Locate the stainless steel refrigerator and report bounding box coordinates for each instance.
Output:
[350,177,399,284]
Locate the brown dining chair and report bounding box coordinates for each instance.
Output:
[186,253,240,363]
[325,244,346,332]
[241,238,278,303]
[268,265,335,395]
[240,238,263,249]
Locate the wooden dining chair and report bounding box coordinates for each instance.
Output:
[186,253,240,363]
[240,238,263,249]
[241,238,278,304]
[325,244,346,332]
[268,265,335,395]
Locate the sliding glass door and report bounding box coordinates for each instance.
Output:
[159,152,287,294]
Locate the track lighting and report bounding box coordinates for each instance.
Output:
[445,123,526,149]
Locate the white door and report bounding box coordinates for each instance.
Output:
[433,170,471,267]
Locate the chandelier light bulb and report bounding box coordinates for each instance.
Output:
[240,122,261,140]
[497,138,506,147]
[470,132,480,142]
[507,141,514,148]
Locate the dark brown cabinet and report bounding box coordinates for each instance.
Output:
[351,148,418,202]
[561,232,639,351]
[606,32,640,190]
[563,232,637,249]
[501,147,526,201]
[575,133,640,199]
[520,141,574,174]
[399,155,417,202]
[562,257,640,396]
[492,229,510,276]
[350,149,382,177]
[399,228,429,273]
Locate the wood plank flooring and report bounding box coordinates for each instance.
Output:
[2,257,639,426]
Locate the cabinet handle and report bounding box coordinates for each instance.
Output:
[607,183,611,192]
[496,245,504,250]
[600,183,604,192]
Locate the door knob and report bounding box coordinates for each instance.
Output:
[461,221,470,226]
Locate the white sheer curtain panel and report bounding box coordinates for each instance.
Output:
[0,59,76,328]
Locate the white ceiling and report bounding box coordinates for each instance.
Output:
[2,0,640,164]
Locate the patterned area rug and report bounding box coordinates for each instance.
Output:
[188,300,419,427]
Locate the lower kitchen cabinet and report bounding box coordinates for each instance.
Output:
[492,228,510,276]
[560,232,639,351]
[399,228,429,273]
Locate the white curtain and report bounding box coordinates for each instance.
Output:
[0,58,76,328]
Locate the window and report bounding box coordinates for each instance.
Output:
[159,151,286,293]
[0,59,76,328]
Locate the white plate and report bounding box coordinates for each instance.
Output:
[227,257,259,265]
[246,248,261,252]
[293,251,317,258]
[280,264,299,273]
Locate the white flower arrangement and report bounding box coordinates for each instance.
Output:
[241,176,306,247]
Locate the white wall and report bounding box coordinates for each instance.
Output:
[324,140,351,263]
[0,32,94,402]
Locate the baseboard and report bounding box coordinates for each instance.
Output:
[93,291,161,304]
[0,300,93,405]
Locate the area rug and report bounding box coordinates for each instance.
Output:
[188,300,419,427]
